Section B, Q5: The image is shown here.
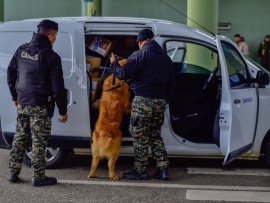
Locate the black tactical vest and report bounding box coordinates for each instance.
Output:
[16,44,51,97]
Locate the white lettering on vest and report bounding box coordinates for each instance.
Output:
[21,52,39,61]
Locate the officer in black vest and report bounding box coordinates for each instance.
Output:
[7,19,68,187]
[110,29,174,181]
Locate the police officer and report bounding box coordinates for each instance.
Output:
[110,29,174,180]
[7,19,68,186]
[258,35,270,71]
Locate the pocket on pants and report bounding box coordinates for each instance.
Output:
[129,116,148,139]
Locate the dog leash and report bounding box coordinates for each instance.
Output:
[103,80,123,92]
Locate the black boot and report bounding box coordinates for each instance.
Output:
[123,170,150,180]
[32,176,57,187]
[153,168,169,180]
[7,174,20,183]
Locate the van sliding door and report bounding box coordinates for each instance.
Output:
[51,21,91,138]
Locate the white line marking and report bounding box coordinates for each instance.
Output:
[0,149,10,154]
[0,152,9,155]
[187,167,270,176]
[59,180,270,191]
[186,190,270,202]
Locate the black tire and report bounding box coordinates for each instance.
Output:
[23,147,69,169]
[266,137,270,167]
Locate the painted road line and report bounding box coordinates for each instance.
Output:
[186,190,270,202]
[0,150,10,154]
[59,180,270,191]
[187,167,270,176]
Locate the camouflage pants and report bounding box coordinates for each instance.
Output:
[129,96,169,173]
[9,104,51,180]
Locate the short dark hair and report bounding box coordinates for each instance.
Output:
[234,34,241,37]
[38,29,57,37]
[37,19,58,31]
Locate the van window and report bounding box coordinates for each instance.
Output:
[246,57,269,73]
[166,41,186,63]
[221,41,248,88]
[166,41,217,74]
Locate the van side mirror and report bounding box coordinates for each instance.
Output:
[256,71,269,86]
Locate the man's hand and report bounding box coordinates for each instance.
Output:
[59,114,68,123]
[14,101,18,107]
[110,52,117,63]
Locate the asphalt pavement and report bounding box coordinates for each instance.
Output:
[1,148,270,203]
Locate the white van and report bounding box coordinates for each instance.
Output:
[1,17,270,168]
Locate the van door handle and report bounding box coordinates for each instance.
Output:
[234,99,241,104]
[67,89,72,106]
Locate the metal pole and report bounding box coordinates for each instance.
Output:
[186,0,219,73]
[0,0,4,21]
[93,0,102,16]
[81,0,87,16]
[87,2,94,16]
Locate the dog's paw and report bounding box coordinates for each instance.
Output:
[87,174,96,178]
[110,175,119,181]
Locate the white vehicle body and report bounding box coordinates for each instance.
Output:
[0,17,270,168]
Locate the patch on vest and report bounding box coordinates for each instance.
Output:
[21,51,39,61]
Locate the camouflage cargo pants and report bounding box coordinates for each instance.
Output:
[9,104,51,180]
[129,96,169,173]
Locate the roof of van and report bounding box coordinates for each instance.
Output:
[23,16,181,24]
[7,17,217,44]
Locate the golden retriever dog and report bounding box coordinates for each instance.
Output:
[88,74,130,180]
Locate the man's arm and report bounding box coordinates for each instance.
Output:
[110,52,140,80]
[7,51,19,103]
[50,54,68,121]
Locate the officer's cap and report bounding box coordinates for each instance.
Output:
[37,19,58,31]
[136,29,154,42]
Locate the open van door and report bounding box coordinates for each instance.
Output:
[216,36,258,165]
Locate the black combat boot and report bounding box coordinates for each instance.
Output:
[7,174,20,183]
[32,176,57,187]
[153,168,169,180]
[123,170,150,180]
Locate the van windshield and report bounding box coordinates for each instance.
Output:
[246,57,270,73]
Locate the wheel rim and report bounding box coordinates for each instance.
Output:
[25,147,61,163]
